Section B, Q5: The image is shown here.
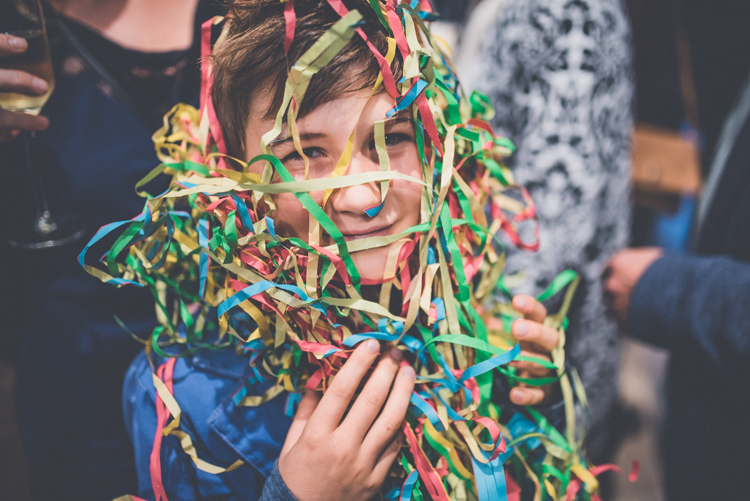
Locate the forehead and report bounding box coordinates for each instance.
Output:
[247,86,401,133]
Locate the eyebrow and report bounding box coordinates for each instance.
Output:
[383,115,413,127]
[268,114,413,150]
[269,132,326,149]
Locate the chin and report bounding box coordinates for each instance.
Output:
[351,248,392,281]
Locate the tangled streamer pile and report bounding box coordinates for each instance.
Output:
[80,1,612,499]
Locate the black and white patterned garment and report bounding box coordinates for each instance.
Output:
[460,0,633,460]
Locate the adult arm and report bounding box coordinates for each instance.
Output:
[627,252,750,373]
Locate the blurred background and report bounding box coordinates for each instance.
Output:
[3,0,750,499]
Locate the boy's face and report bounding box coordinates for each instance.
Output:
[245,89,423,280]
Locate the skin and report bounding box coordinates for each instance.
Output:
[245,89,423,281]
[0,34,50,142]
[279,340,416,501]
[242,87,565,500]
[603,246,664,323]
[509,294,563,406]
[50,0,199,52]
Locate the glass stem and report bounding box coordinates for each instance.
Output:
[23,130,50,218]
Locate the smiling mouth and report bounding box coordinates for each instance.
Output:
[341,224,395,241]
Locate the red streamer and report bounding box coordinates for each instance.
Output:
[150,358,176,501]
[402,421,450,501]
[283,0,296,55]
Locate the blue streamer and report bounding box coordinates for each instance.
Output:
[386,79,428,118]
[410,392,445,431]
[431,298,446,322]
[458,344,520,383]
[218,281,315,317]
[471,450,511,501]
[364,201,385,217]
[77,213,147,287]
[343,332,424,352]
[231,194,255,233]
[285,392,302,418]
[399,470,420,501]
[507,414,542,450]
[266,216,278,241]
[198,219,210,299]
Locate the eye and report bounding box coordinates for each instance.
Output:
[369,133,414,151]
[384,133,411,147]
[282,147,325,163]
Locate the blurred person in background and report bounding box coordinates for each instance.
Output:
[605,69,750,501]
[453,0,634,466]
[0,0,223,499]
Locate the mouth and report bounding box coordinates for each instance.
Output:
[340,224,395,241]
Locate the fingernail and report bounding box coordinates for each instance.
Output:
[515,296,527,309]
[8,36,26,50]
[33,77,48,92]
[514,320,529,337]
[402,366,416,380]
[513,389,525,401]
[366,339,379,353]
[390,347,403,362]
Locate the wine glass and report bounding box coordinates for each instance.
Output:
[1,0,85,249]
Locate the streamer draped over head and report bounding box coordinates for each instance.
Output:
[80,0,608,499]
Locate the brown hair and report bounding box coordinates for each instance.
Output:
[212,0,403,159]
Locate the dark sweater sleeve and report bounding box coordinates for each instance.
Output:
[259,461,298,501]
[628,252,750,372]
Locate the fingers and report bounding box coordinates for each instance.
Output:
[342,348,402,441]
[0,34,28,57]
[511,317,559,353]
[362,364,415,458]
[513,294,546,323]
[308,339,381,432]
[0,129,21,143]
[370,432,405,484]
[0,109,49,134]
[510,385,548,406]
[0,68,49,95]
[281,390,320,457]
[510,349,553,378]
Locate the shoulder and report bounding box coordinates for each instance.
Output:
[123,348,293,497]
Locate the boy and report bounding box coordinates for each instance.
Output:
[87,0,573,499]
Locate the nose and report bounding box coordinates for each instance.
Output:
[328,152,381,215]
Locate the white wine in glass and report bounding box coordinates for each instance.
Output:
[2,0,84,249]
[0,28,55,114]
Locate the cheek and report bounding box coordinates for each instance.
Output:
[271,193,309,239]
[389,149,423,219]
[390,181,423,221]
[270,190,325,241]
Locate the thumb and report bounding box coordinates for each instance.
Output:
[280,390,320,457]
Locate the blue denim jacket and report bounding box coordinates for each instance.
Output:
[123,349,294,500]
[123,348,567,500]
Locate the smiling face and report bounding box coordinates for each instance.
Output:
[244,89,423,281]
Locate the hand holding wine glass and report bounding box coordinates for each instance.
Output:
[2,0,84,248]
[0,33,50,142]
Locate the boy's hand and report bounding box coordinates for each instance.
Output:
[278,339,416,501]
[0,34,50,142]
[509,295,560,406]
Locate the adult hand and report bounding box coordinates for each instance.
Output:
[603,247,663,324]
[508,295,560,406]
[278,339,416,501]
[0,34,50,142]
